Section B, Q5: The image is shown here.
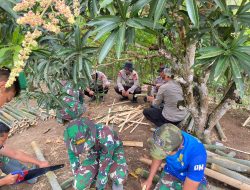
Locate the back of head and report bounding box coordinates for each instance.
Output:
[0,122,10,136]
[163,68,174,79]
[0,67,22,96]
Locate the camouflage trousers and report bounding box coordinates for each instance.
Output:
[154,171,207,190]
[74,146,128,190]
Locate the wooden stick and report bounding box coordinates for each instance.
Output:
[118,110,142,128]
[243,116,250,127]
[123,117,142,131]
[107,101,130,107]
[123,141,143,147]
[130,116,145,133]
[31,141,62,190]
[211,164,250,185]
[215,122,227,142]
[114,118,150,126]
[205,168,250,190]
[118,111,132,132]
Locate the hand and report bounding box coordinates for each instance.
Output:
[147,96,154,102]
[122,90,128,97]
[37,160,49,168]
[89,90,95,96]
[141,179,152,190]
[4,174,18,185]
[124,91,129,97]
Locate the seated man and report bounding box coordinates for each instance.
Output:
[114,62,141,102]
[57,81,128,190]
[143,68,186,127]
[150,65,167,97]
[142,123,207,190]
[0,67,49,186]
[84,70,110,101]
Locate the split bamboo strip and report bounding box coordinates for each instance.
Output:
[134,94,147,98]
[215,122,227,142]
[243,116,250,127]
[31,141,62,190]
[107,101,130,107]
[130,116,145,133]
[118,111,132,132]
[123,117,142,131]
[114,118,150,126]
[106,108,112,125]
[205,168,250,190]
[123,141,143,147]
[211,164,250,185]
[118,110,142,129]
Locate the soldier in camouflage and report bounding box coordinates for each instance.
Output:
[57,81,128,190]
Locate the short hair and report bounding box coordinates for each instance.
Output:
[0,67,20,96]
[0,122,10,136]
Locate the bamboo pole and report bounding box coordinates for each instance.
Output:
[123,141,143,147]
[31,141,62,190]
[60,176,74,190]
[207,156,250,174]
[135,168,160,183]
[215,122,227,142]
[205,168,250,190]
[211,164,250,185]
[186,118,194,133]
[215,150,236,158]
[139,157,165,170]
[205,144,250,155]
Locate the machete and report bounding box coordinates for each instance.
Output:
[11,164,64,183]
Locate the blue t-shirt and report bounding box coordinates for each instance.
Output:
[164,132,207,184]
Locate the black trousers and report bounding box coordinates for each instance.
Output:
[84,85,109,97]
[143,107,181,127]
[114,85,141,97]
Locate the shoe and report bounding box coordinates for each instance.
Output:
[119,96,128,101]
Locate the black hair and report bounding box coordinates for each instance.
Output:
[0,122,10,136]
[0,67,21,96]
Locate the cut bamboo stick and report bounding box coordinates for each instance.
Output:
[114,118,150,126]
[130,116,145,133]
[123,117,142,131]
[31,141,62,190]
[215,122,227,142]
[186,118,194,133]
[205,168,250,190]
[118,111,132,132]
[123,141,143,147]
[243,116,250,127]
[107,101,130,107]
[211,164,250,185]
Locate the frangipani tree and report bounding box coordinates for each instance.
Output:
[3,0,250,142]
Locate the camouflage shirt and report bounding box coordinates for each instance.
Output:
[64,118,123,189]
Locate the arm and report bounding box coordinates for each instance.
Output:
[0,174,18,186]
[127,72,139,93]
[141,159,162,190]
[0,146,48,167]
[152,86,164,106]
[117,71,125,92]
[96,126,116,189]
[183,178,200,190]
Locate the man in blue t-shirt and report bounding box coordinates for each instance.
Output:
[142,123,207,190]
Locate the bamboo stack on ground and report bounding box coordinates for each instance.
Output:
[0,104,56,136]
[95,104,150,133]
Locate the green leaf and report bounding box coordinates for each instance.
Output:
[100,0,113,8]
[213,56,229,81]
[235,46,250,54]
[74,26,81,50]
[126,18,145,29]
[96,16,122,22]
[213,16,230,26]
[126,27,135,44]
[238,2,250,14]
[149,0,158,19]
[185,0,199,27]
[116,0,126,19]
[231,33,248,48]
[133,18,164,29]
[153,0,167,27]
[116,23,126,59]
[98,31,118,63]
[214,0,227,13]
[230,56,244,97]
[131,0,152,16]
[82,31,91,45]
[12,27,21,44]
[197,47,224,59]
[0,0,18,18]
[0,47,12,57]
[94,23,119,41]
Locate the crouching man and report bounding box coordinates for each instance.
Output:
[57,81,128,190]
[142,123,207,190]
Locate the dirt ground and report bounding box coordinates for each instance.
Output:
[2,87,250,190]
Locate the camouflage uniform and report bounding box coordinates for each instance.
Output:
[58,81,128,190]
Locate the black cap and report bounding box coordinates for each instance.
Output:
[123,62,134,71]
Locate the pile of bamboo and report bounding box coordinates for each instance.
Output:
[137,145,250,190]
[0,104,55,136]
[94,103,150,133]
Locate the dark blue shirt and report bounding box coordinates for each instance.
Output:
[164,132,207,184]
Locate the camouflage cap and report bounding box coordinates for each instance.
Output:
[56,81,86,122]
[149,123,183,160]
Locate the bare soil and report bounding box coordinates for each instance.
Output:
[2,87,250,190]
